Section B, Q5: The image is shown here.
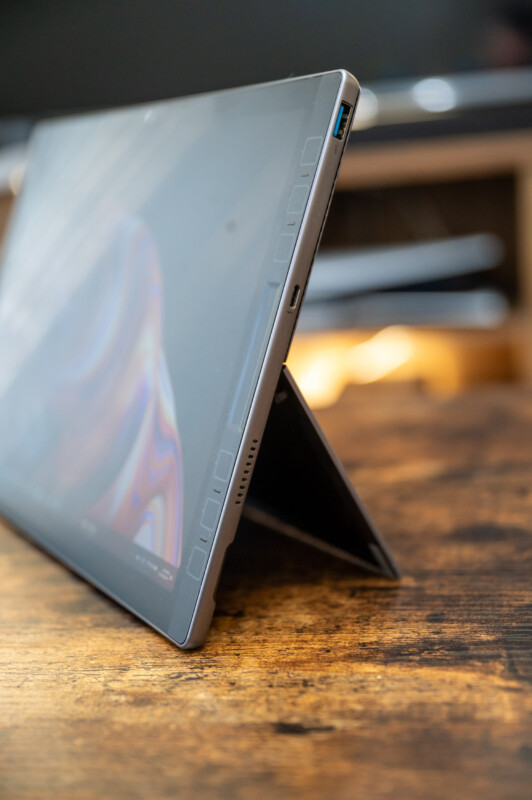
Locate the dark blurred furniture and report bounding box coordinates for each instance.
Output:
[336,128,532,306]
[1,380,531,800]
[321,126,532,378]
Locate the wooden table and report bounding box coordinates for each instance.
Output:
[1,382,531,800]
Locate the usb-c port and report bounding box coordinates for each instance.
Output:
[289,284,301,311]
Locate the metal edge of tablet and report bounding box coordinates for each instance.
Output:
[178,69,360,649]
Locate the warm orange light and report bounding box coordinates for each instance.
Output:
[289,327,417,407]
[296,349,345,408]
[287,325,506,409]
[347,326,414,384]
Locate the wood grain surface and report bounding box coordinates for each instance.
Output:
[1,383,531,800]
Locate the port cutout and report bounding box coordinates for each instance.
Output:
[289,284,301,311]
[333,102,352,140]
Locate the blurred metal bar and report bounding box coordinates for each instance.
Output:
[309,234,504,300]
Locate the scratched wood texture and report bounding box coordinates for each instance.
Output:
[1,382,531,800]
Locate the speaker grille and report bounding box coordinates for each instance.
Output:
[235,439,258,505]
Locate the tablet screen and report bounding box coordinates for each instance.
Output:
[0,72,342,635]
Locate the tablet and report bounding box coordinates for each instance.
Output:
[0,71,359,648]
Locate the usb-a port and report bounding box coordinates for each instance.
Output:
[333,102,352,140]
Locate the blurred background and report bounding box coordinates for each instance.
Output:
[1,0,532,408]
